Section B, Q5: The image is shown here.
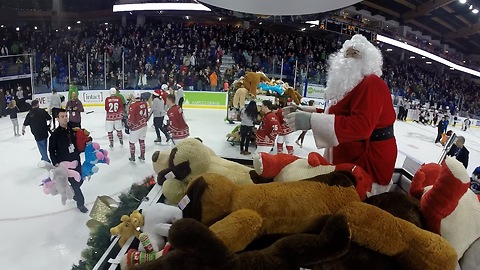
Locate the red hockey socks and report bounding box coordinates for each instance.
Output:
[139,140,146,157]
[277,143,283,154]
[108,132,113,144]
[286,145,294,155]
[129,143,135,157]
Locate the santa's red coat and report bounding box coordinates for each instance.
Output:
[310,75,397,186]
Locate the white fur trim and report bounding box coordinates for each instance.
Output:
[310,113,339,149]
[274,160,336,182]
[253,154,263,174]
[440,190,480,260]
[445,156,470,184]
[370,181,394,196]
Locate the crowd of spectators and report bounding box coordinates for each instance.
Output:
[0,19,479,117]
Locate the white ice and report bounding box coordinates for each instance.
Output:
[0,108,479,270]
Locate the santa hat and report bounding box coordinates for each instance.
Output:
[418,156,480,259]
[161,84,168,90]
[109,88,117,95]
[153,90,161,97]
[253,153,300,178]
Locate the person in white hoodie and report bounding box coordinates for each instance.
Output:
[151,90,170,143]
[175,84,185,108]
[49,89,62,129]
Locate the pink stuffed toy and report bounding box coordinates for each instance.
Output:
[39,160,81,205]
[252,152,373,201]
[410,156,480,261]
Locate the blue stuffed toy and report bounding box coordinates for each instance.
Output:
[258,83,285,96]
[82,142,110,180]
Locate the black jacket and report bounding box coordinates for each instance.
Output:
[23,107,51,141]
[447,145,469,169]
[48,123,81,171]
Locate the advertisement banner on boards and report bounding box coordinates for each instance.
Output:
[304,83,326,99]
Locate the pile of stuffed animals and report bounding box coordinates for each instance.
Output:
[104,138,480,270]
[229,71,303,114]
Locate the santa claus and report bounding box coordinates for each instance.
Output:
[285,34,397,195]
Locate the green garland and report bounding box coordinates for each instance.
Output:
[72,176,156,270]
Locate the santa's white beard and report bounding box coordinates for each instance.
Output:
[325,53,365,102]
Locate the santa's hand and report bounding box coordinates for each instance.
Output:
[286,111,312,131]
[282,105,300,117]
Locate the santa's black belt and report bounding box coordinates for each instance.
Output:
[370,125,394,142]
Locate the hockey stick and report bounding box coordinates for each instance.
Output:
[437,132,457,164]
[86,111,94,114]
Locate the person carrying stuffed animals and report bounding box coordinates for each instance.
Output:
[284,34,397,195]
[49,108,88,213]
[255,100,280,154]
[273,105,295,155]
[105,88,125,148]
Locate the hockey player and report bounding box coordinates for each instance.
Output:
[166,94,189,146]
[274,105,295,155]
[255,100,280,154]
[105,88,124,148]
[127,91,148,162]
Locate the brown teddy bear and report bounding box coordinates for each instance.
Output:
[243,71,270,97]
[155,138,253,205]
[181,172,457,269]
[129,214,352,270]
[232,87,249,109]
[110,210,144,247]
[284,87,302,105]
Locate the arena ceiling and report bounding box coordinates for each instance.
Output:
[354,0,480,54]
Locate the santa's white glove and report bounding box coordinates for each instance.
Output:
[282,104,300,117]
[286,111,312,131]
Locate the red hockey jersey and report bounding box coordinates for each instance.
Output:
[155,89,168,105]
[276,108,293,135]
[256,111,280,147]
[127,101,148,131]
[167,105,189,139]
[105,96,124,121]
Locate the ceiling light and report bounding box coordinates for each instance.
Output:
[15,27,19,31]
[67,26,71,30]
[0,25,4,28]
[105,22,108,25]
[259,22,263,25]
[426,61,432,64]
[300,28,306,31]
[305,20,319,25]
[410,56,415,59]
[34,26,37,30]
[459,0,467,3]
[386,48,393,51]
[77,21,81,24]
[473,9,479,14]
[469,5,473,10]
[185,16,189,19]
[218,17,222,21]
[55,29,58,32]
[445,50,449,53]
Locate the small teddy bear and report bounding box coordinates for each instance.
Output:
[110,212,144,247]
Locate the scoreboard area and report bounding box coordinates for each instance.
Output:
[319,19,377,41]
